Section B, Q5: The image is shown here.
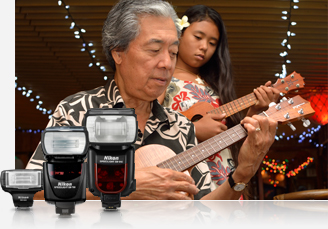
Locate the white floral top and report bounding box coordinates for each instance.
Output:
[163,76,235,189]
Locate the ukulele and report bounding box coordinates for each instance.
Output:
[180,71,304,121]
[135,95,315,198]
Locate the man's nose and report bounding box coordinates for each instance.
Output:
[158,51,173,70]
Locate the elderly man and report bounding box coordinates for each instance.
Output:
[27,0,277,200]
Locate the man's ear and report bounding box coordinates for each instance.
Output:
[111,49,123,65]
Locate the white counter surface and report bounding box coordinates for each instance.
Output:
[2,199,327,229]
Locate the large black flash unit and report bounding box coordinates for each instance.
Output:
[1,169,43,208]
[41,126,88,215]
[84,108,137,209]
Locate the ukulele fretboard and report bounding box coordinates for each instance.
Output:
[157,124,247,172]
[207,93,257,117]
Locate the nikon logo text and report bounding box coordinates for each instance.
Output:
[104,156,119,161]
[58,182,72,186]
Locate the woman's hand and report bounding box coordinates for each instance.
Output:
[193,113,227,142]
[247,81,280,117]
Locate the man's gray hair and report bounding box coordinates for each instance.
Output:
[102,0,180,71]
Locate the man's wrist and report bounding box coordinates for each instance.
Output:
[228,170,248,192]
[232,167,251,185]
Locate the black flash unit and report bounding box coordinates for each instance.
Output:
[84,108,137,209]
[41,126,88,215]
[1,169,43,208]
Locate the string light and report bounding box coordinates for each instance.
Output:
[286,157,314,178]
[262,156,315,186]
[16,0,112,127]
[57,0,108,81]
[16,127,44,134]
[15,76,53,120]
[262,157,288,174]
[268,179,279,187]
[275,0,299,78]
[274,124,324,148]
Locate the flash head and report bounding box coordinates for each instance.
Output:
[41,126,88,161]
[84,108,137,145]
[1,169,43,208]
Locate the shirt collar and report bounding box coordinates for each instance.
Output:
[151,99,168,123]
[104,77,125,108]
[104,76,169,125]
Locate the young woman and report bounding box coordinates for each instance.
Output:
[159,5,280,197]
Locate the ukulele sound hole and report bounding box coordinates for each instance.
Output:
[191,115,203,122]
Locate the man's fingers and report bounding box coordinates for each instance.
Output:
[164,170,199,197]
[268,117,278,137]
[241,118,259,134]
[167,191,194,200]
[242,115,276,142]
[174,181,199,195]
[169,169,195,185]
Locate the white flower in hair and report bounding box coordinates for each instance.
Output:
[176,15,190,30]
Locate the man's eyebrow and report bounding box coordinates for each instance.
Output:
[172,40,179,46]
[146,39,179,46]
[146,39,164,45]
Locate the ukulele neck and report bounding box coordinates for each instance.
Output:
[157,124,248,172]
[207,93,257,117]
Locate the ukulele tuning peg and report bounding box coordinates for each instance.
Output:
[288,98,294,104]
[275,104,281,110]
[280,97,287,103]
[284,112,290,119]
[287,123,296,131]
[269,102,276,107]
[298,108,304,115]
[294,90,299,93]
[302,118,311,128]
[280,93,285,97]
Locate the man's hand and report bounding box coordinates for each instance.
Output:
[234,115,277,183]
[194,113,227,142]
[125,166,199,200]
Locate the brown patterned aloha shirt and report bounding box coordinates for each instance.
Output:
[26,76,215,199]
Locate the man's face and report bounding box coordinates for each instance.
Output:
[114,15,179,102]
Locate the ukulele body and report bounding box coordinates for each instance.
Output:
[135,144,194,199]
[180,102,214,121]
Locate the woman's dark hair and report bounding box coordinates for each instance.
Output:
[182,5,250,198]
